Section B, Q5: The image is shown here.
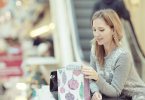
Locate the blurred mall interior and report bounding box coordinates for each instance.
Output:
[0,0,145,100]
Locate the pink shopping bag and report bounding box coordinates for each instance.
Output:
[57,62,90,100]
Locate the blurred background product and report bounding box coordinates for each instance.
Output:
[0,0,145,100]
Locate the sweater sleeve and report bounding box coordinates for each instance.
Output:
[95,53,131,97]
[89,46,100,94]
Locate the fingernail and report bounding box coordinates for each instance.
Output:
[79,70,81,72]
[81,72,83,74]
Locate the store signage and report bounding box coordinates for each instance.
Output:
[0,48,23,78]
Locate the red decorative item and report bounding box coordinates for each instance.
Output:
[73,70,81,76]
[68,79,79,90]
[60,87,65,93]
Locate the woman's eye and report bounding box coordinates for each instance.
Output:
[100,29,104,32]
[93,29,104,32]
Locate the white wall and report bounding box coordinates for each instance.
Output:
[49,0,74,68]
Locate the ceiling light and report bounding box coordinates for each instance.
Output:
[30,25,49,37]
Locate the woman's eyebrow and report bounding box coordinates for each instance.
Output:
[98,27,104,28]
[93,27,104,28]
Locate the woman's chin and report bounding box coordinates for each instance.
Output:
[97,42,103,45]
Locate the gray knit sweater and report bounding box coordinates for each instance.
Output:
[89,45,145,100]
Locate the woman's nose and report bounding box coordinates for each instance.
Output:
[94,31,100,37]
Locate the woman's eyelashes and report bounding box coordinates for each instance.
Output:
[93,29,105,32]
[100,29,105,32]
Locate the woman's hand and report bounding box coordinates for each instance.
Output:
[91,91,102,100]
[81,66,99,81]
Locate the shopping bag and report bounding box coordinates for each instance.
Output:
[57,62,90,100]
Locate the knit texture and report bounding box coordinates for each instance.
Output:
[89,45,145,100]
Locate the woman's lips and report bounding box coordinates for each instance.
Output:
[97,38,103,41]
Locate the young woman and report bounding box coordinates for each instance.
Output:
[81,9,145,100]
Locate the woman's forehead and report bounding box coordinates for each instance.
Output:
[93,18,108,28]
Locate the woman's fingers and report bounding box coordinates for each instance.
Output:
[82,69,93,74]
[81,66,98,80]
[98,93,100,98]
[94,95,100,100]
[92,95,97,100]
[81,67,94,76]
[92,92,101,100]
[83,71,92,79]
[97,93,102,100]
[81,66,92,70]
[83,71,91,75]
[84,75,90,79]
[99,93,102,99]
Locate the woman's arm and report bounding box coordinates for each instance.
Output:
[94,53,131,97]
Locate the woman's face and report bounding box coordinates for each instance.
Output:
[92,18,114,46]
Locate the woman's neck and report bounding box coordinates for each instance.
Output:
[103,41,116,57]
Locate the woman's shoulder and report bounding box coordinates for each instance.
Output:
[116,46,132,56]
[115,46,133,62]
[112,46,133,70]
[90,45,132,61]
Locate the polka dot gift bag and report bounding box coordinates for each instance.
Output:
[57,62,90,100]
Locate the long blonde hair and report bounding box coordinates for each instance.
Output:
[91,9,123,67]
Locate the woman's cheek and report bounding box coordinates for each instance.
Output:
[93,32,96,37]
